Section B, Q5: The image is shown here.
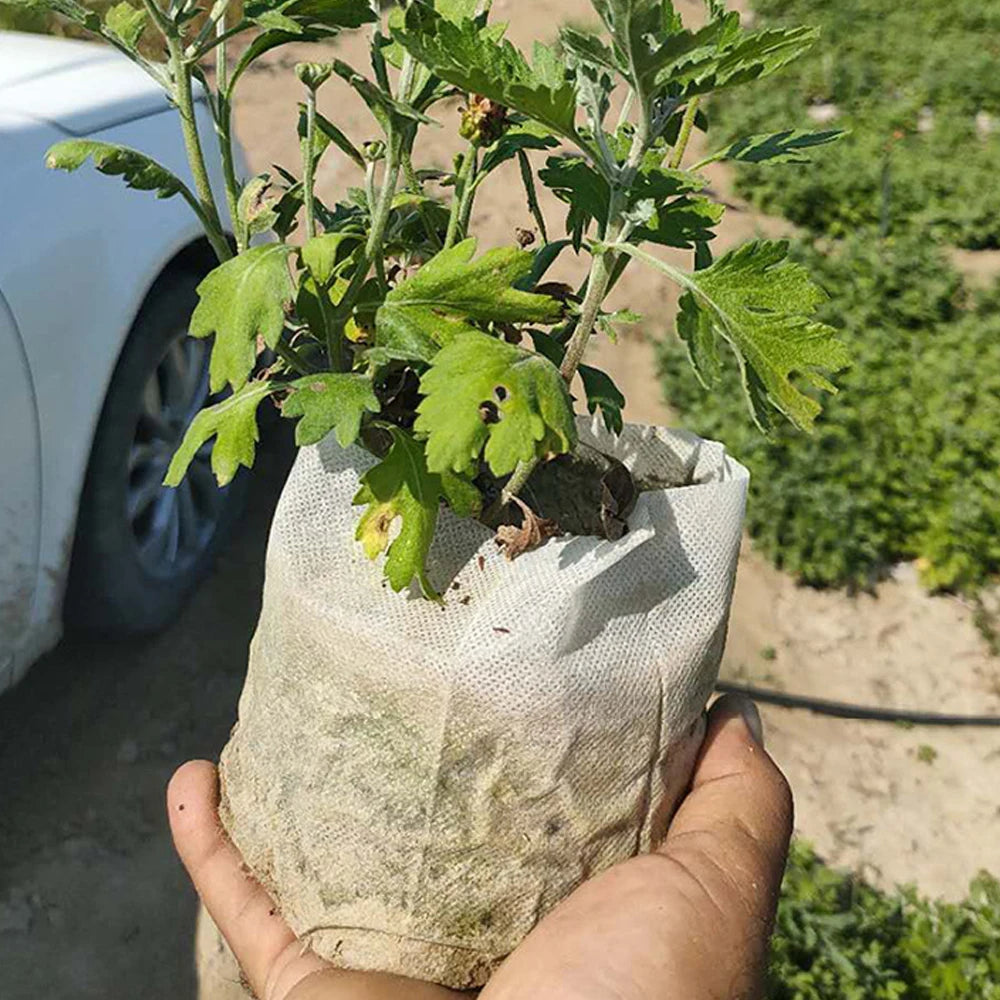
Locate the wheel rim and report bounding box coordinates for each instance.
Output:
[127,333,226,578]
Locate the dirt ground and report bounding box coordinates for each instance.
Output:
[1,2,998,997]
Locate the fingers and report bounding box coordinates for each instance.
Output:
[658,694,793,991]
[167,760,328,1000]
[168,761,466,1000]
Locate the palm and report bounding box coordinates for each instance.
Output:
[170,696,790,1000]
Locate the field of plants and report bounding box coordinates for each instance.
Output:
[653,0,1000,991]
[661,0,1000,619]
[713,0,1000,248]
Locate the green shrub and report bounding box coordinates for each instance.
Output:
[770,841,1000,999]
[711,0,1000,248]
[659,232,1000,594]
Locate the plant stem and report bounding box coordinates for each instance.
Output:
[517,150,548,243]
[302,88,318,240]
[326,56,415,356]
[503,118,650,503]
[214,16,243,249]
[274,340,316,376]
[164,33,231,262]
[458,148,479,235]
[668,96,700,170]
[444,147,475,249]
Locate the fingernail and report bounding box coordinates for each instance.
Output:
[740,697,764,746]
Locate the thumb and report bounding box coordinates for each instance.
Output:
[657,694,793,991]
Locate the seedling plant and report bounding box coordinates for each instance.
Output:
[34,0,849,598]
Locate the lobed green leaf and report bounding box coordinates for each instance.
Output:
[190,244,296,393]
[415,330,577,477]
[165,381,276,487]
[375,238,564,361]
[696,128,845,168]
[45,140,186,200]
[392,4,579,141]
[281,373,379,447]
[618,240,850,431]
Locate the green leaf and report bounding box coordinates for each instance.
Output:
[558,25,623,76]
[165,381,276,487]
[244,0,376,31]
[635,195,724,248]
[45,140,187,200]
[18,0,100,30]
[392,4,579,140]
[617,240,849,431]
[538,155,609,248]
[299,232,362,285]
[353,427,480,598]
[592,0,727,94]
[104,1,145,48]
[375,238,564,361]
[227,28,338,94]
[330,59,437,131]
[479,122,559,175]
[696,129,845,168]
[190,244,296,393]
[539,155,717,247]
[676,24,819,97]
[281,373,379,446]
[579,364,626,434]
[314,110,366,169]
[415,331,577,477]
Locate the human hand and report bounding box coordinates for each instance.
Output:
[168,693,792,1000]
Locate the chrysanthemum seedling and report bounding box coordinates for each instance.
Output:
[37,0,849,598]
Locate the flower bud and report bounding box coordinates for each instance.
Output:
[296,62,333,91]
[459,95,510,146]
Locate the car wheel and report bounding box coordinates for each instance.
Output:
[64,268,250,635]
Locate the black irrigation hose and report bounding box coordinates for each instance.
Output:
[714,680,1000,727]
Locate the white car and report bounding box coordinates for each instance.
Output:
[0,31,248,693]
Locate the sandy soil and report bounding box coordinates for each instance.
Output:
[1,2,998,998]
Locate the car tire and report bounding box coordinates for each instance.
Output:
[64,268,250,635]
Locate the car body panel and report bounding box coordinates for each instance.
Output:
[0,33,244,691]
[0,32,168,134]
[0,289,42,692]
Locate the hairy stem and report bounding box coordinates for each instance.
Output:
[214,18,243,249]
[668,96,700,170]
[164,33,231,262]
[444,147,476,249]
[517,150,548,243]
[458,149,479,235]
[302,88,318,240]
[504,116,650,503]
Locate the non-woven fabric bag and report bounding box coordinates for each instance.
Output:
[204,417,748,992]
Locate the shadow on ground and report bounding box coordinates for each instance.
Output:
[0,429,295,1000]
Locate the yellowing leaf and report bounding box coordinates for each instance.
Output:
[415,331,577,477]
[104,1,145,48]
[352,427,480,598]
